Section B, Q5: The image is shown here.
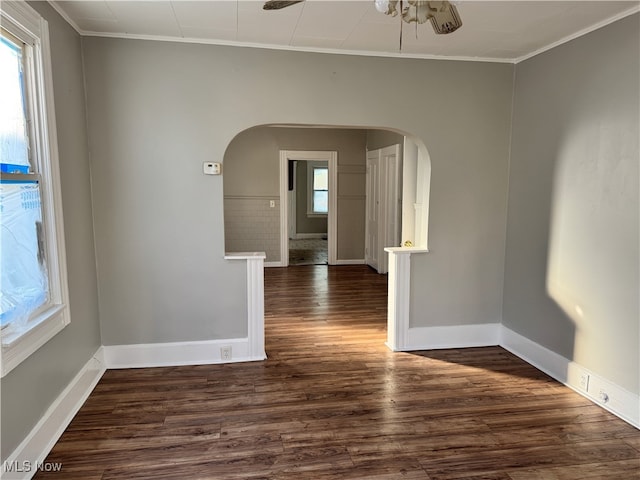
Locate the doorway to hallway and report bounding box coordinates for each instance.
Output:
[288,238,328,266]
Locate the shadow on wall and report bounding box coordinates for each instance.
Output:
[546,120,638,385]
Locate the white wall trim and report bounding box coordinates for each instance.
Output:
[500,326,639,429]
[514,4,640,63]
[394,322,639,428]
[224,252,267,361]
[385,250,411,351]
[385,247,429,351]
[47,1,82,34]
[46,1,640,65]
[499,326,569,382]
[335,259,365,265]
[245,256,266,361]
[2,349,105,480]
[264,261,284,268]
[327,154,338,265]
[59,29,513,64]
[279,154,289,267]
[402,323,502,351]
[102,337,264,369]
[279,151,337,267]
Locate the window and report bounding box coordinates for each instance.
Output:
[0,2,70,377]
[308,165,328,215]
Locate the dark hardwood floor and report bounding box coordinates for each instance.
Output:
[37,265,639,479]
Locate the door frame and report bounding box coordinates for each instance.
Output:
[279,150,337,267]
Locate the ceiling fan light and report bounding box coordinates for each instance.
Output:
[375,0,390,14]
[376,0,400,17]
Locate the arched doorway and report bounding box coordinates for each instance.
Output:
[223,124,432,354]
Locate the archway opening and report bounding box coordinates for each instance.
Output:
[222,124,431,266]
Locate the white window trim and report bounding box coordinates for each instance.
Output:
[1,1,70,377]
[306,161,328,217]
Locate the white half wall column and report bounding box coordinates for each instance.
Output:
[385,247,428,351]
[224,252,267,361]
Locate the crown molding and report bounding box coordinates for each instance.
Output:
[47,1,82,34]
[77,30,514,63]
[515,3,640,64]
[47,1,640,65]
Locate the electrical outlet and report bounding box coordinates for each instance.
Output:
[599,389,609,404]
[221,345,232,361]
[579,372,590,391]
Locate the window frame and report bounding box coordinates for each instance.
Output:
[306,162,329,217]
[1,1,70,377]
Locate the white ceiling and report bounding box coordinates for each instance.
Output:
[50,0,639,62]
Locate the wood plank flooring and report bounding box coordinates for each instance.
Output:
[36,265,639,479]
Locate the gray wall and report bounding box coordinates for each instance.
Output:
[223,126,368,262]
[82,37,513,345]
[367,129,405,151]
[503,14,639,394]
[1,2,102,459]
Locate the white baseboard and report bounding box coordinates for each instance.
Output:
[264,261,284,268]
[102,338,266,369]
[500,326,639,429]
[499,326,570,382]
[335,259,366,265]
[398,323,638,428]
[2,349,105,480]
[403,323,501,351]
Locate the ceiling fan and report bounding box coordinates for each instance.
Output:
[263,0,463,35]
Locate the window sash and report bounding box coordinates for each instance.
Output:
[0,174,51,332]
[308,165,329,215]
[1,28,31,170]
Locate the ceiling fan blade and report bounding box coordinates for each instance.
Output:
[429,2,462,34]
[263,0,304,10]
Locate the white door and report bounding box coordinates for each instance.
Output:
[378,144,402,274]
[366,144,403,274]
[383,146,402,252]
[365,151,380,271]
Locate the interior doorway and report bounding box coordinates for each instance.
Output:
[223,125,432,358]
[279,150,337,267]
[288,158,329,265]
